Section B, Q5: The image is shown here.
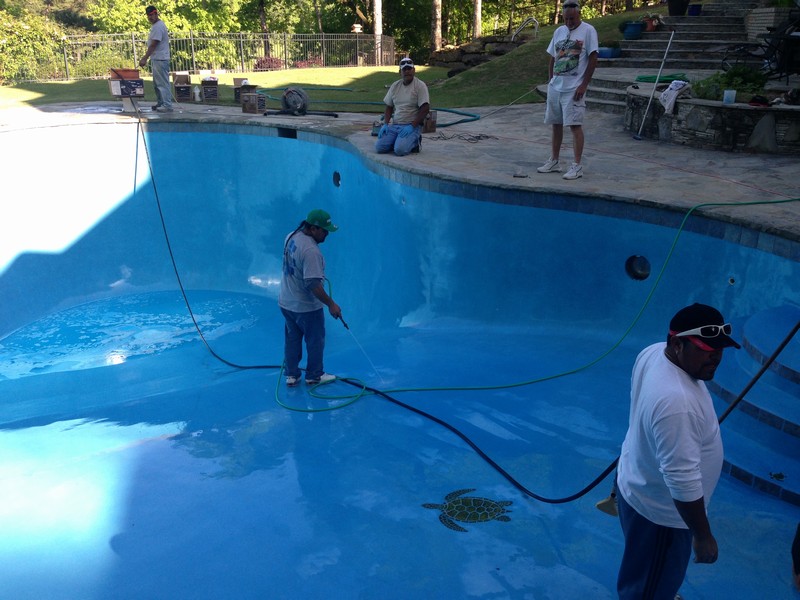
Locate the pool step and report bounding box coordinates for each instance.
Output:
[708,304,800,506]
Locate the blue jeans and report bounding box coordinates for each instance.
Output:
[281,307,325,380]
[150,59,172,108]
[617,491,692,600]
[375,124,421,156]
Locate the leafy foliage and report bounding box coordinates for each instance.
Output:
[0,9,65,81]
[692,65,768,101]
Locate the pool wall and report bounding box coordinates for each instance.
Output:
[1,122,798,345]
[1,120,799,600]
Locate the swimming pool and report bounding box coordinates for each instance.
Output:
[1,119,798,599]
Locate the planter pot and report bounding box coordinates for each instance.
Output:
[688,4,702,16]
[668,0,690,16]
[623,22,644,40]
[598,47,622,59]
[642,18,658,32]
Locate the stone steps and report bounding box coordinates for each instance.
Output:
[706,305,800,506]
[589,5,760,113]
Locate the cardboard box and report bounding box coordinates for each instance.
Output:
[109,68,140,80]
[201,80,218,102]
[238,84,258,103]
[108,78,145,97]
[172,72,192,101]
[242,92,266,113]
[234,78,255,103]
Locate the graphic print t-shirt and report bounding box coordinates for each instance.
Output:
[547,21,598,93]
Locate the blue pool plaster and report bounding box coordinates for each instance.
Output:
[0,120,798,599]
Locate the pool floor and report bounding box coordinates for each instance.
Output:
[0,291,797,599]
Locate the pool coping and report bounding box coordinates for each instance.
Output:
[5,101,800,258]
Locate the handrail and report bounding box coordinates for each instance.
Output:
[511,17,539,42]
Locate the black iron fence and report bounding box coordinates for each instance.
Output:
[60,32,396,80]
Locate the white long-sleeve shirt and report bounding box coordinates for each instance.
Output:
[617,342,723,528]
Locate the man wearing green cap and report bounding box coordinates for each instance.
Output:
[279,209,343,386]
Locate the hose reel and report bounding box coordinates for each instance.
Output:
[281,87,310,115]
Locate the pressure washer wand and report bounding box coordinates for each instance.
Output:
[339,316,350,330]
[633,29,675,141]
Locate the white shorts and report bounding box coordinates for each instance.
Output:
[544,87,586,126]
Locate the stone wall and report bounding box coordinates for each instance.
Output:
[745,7,795,41]
[429,35,526,78]
[625,89,800,154]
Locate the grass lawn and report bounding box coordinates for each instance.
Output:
[0,8,658,112]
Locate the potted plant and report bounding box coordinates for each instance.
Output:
[598,39,622,59]
[640,13,664,32]
[618,20,645,40]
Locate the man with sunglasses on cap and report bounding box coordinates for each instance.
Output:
[616,303,740,599]
[375,57,430,156]
[139,6,173,112]
[537,0,597,180]
[279,209,343,387]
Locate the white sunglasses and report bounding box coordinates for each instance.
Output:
[674,323,732,339]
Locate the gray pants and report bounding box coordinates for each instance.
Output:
[150,59,172,108]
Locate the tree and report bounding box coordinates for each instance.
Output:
[431,0,441,53]
[373,0,383,65]
[472,0,480,40]
[0,8,64,81]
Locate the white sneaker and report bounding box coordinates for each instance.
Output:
[537,158,561,173]
[563,163,583,180]
[286,375,299,387]
[306,373,336,385]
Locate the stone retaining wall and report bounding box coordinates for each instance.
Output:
[625,89,800,153]
[745,7,795,41]
[429,35,526,77]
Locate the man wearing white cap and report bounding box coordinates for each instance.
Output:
[537,1,597,180]
[375,57,430,156]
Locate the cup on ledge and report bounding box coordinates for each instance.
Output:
[723,89,737,104]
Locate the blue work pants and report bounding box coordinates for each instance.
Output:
[617,491,693,600]
[281,307,325,381]
[375,124,421,156]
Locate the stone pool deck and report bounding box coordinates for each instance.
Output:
[3,99,799,247]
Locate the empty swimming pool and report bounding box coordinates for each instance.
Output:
[0,118,798,599]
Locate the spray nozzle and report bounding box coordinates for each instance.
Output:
[339,316,349,330]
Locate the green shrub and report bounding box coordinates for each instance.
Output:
[693,66,768,101]
[0,9,65,81]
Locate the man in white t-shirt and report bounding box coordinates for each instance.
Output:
[537,1,597,180]
[375,58,430,156]
[616,303,740,599]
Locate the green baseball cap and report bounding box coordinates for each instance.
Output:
[306,209,338,232]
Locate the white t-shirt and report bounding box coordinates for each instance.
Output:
[383,77,430,124]
[546,21,598,93]
[617,342,723,529]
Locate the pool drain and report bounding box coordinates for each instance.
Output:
[625,255,651,280]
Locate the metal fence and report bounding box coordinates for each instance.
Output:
[61,32,396,80]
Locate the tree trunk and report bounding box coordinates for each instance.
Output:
[431,0,442,53]
[473,0,482,40]
[313,0,323,33]
[374,0,383,66]
[258,0,270,57]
